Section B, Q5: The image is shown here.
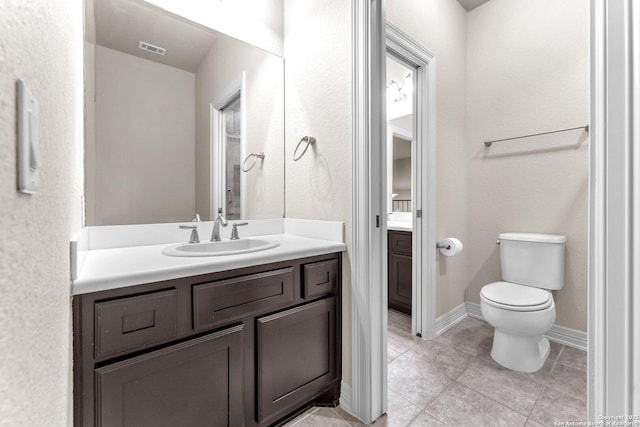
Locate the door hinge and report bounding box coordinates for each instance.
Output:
[376,215,380,228]
[416,209,422,218]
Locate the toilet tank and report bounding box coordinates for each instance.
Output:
[499,233,567,290]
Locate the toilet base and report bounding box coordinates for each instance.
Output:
[490,329,550,373]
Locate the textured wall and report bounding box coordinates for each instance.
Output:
[465,0,589,331]
[194,36,284,220]
[0,1,84,425]
[283,0,352,383]
[92,45,195,225]
[387,0,469,317]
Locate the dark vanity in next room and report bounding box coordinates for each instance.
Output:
[388,230,412,315]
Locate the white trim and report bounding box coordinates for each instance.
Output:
[465,302,587,351]
[339,381,353,415]
[590,0,640,417]
[465,301,483,320]
[386,22,437,340]
[350,0,386,423]
[435,302,467,336]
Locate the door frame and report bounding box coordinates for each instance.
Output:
[350,0,437,420]
[386,23,437,340]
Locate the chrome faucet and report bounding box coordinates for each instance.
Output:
[230,222,248,240]
[179,213,201,243]
[211,209,228,241]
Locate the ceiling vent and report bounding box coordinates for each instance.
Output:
[138,41,166,56]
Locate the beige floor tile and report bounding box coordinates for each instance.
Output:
[334,406,367,426]
[283,407,320,427]
[288,407,350,427]
[369,391,423,427]
[556,345,587,373]
[388,354,453,409]
[457,358,544,415]
[388,310,412,333]
[524,418,545,427]
[434,317,494,357]
[403,339,473,379]
[407,410,446,426]
[427,382,528,427]
[388,326,421,355]
[388,347,401,364]
[546,363,587,401]
[529,387,587,425]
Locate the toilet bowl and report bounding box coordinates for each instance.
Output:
[480,282,556,372]
[480,233,566,373]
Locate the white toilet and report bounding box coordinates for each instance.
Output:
[480,232,566,373]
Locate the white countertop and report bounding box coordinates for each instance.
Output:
[387,221,413,232]
[73,234,345,295]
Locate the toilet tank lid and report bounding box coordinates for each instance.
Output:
[499,233,566,244]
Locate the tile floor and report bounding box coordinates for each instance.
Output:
[285,311,587,427]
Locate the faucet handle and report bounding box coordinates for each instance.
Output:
[230,222,248,240]
[179,224,200,243]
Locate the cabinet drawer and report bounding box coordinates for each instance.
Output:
[94,289,178,359]
[193,267,295,331]
[302,259,337,299]
[389,230,412,255]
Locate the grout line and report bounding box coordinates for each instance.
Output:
[526,384,547,422]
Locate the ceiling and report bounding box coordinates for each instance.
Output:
[94,0,222,72]
[457,0,491,12]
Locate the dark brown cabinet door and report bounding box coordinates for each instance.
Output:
[389,253,412,314]
[256,297,337,425]
[95,325,244,427]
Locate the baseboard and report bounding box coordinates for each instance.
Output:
[435,302,468,335]
[339,381,353,414]
[464,301,587,351]
[465,301,483,319]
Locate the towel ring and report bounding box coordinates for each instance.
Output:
[241,152,265,172]
[293,136,316,161]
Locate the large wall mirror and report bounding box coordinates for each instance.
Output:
[84,0,284,225]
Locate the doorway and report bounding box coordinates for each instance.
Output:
[385,24,437,341]
[385,54,415,331]
[210,74,246,221]
[222,95,242,220]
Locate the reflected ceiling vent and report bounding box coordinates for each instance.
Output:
[138,41,166,56]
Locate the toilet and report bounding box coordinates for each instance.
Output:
[480,232,566,373]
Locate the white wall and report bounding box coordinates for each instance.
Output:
[0,1,84,425]
[392,158,411,200]
[194,36,284,220]
[93,45,195,225]
[465,0,589,331]
[283,0,353,383]
[387,0,469,317]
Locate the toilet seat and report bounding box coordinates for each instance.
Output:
[481,281,552,312]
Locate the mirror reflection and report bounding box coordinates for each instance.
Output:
[84,0,284,225]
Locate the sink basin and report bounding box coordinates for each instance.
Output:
[162,238,280,257]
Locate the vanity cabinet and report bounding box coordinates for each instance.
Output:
[388,230,412,315]
[257,297,338,425]
[73,253,342,427]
